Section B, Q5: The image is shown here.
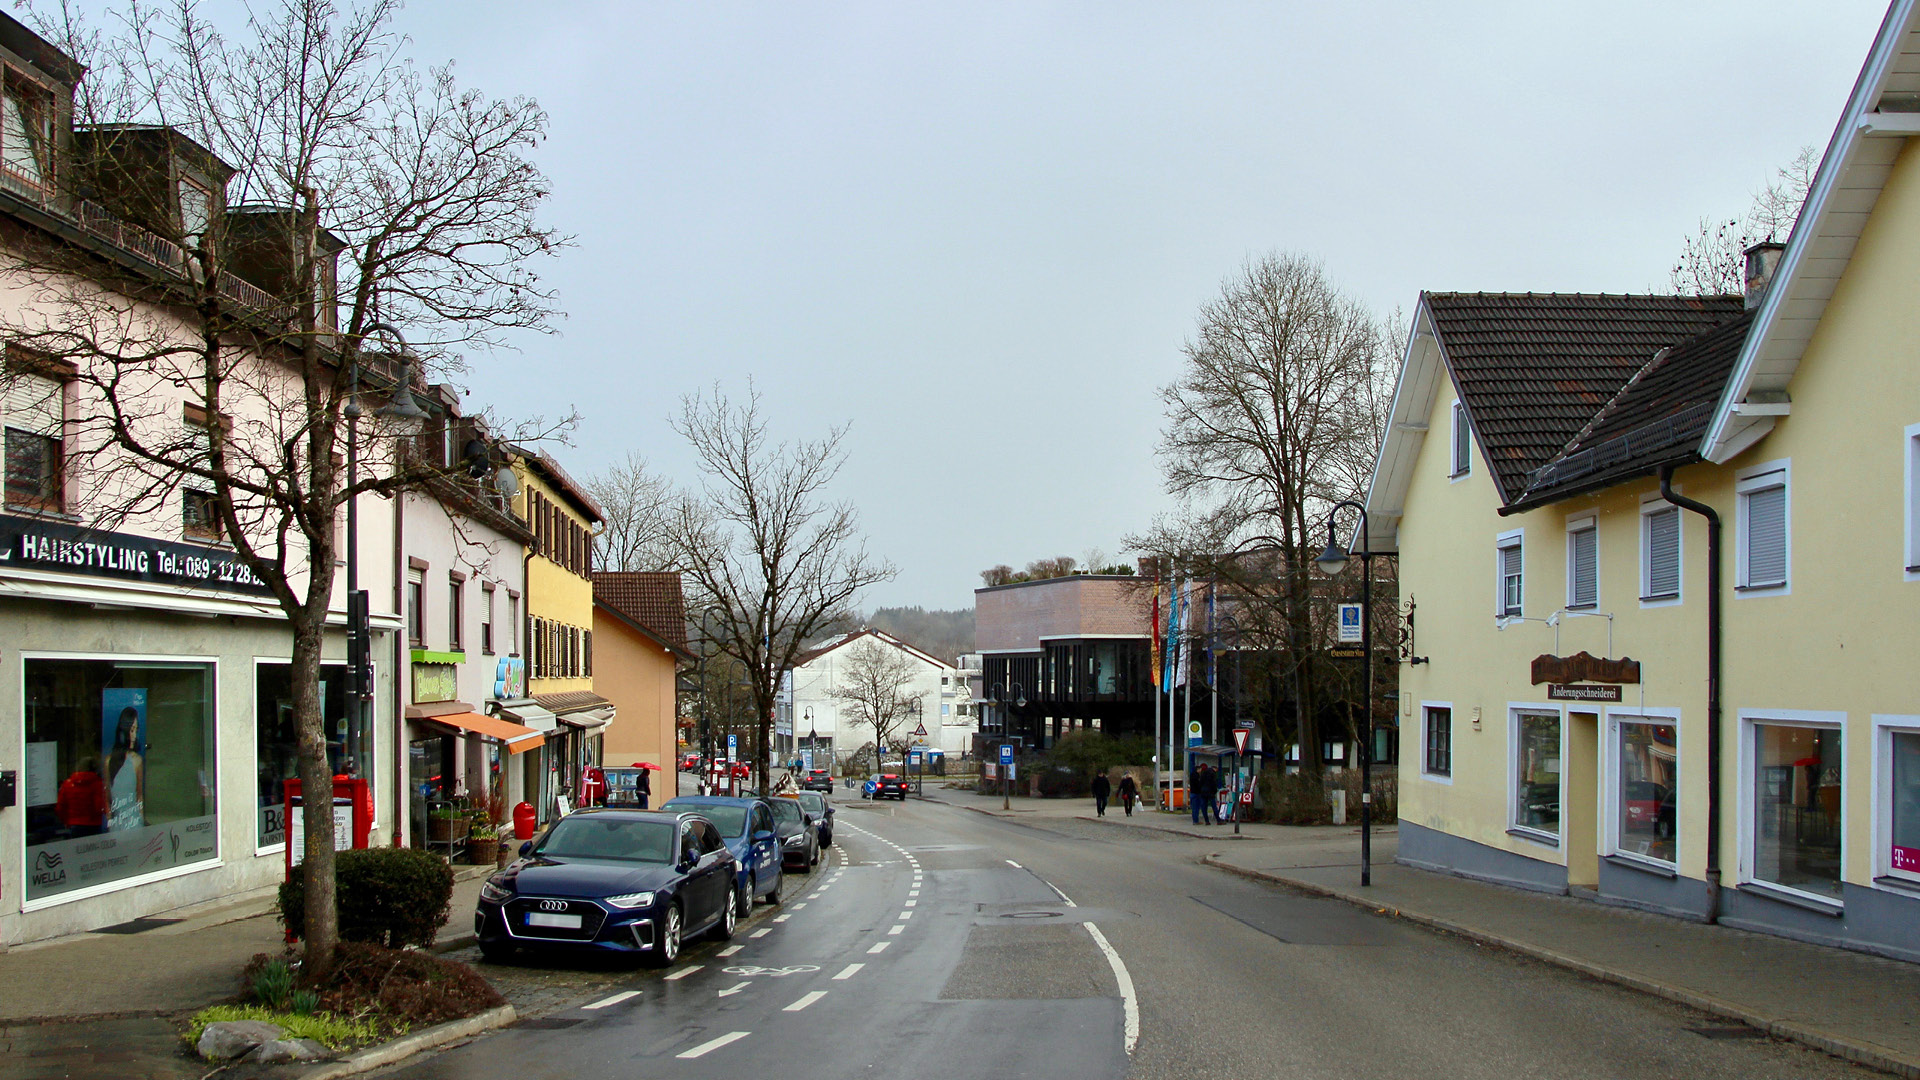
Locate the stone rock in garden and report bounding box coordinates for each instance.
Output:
[247,1037,333,1064]
[197,1019,285,1060]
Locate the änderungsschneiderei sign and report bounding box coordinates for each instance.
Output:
[0,513,274,596]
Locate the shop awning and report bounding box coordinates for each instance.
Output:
[559,706,615,734]
[432,712,546,754]
[496,702,560,731]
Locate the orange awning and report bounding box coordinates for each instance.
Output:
[432,712,546,754]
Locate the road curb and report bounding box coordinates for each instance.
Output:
[298,1003,517,1080]
[1075,814,1253,841]
[1201,856,1920,1080]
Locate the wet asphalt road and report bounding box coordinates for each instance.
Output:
[375,796,1880,1080]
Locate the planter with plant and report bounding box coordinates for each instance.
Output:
[466,821,501,865]
[427,803,469,843]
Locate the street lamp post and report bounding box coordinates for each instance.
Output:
[991,682,1025,810]
[1314,499,1376,887]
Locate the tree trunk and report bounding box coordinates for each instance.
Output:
[291,615,338,981]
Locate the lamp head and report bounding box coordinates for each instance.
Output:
[377,383,429,420]
[1314,541,1350,577]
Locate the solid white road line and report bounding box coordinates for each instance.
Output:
[887,924,904,935]
[784,990,828,1012]
[750,928,771,938]
[664,965,703,981]
[1049,882,1078,907]
[582,990,639,1010]
[833,963,863,980]
[717,982,750,998]
[867,941,891,954]
[678,1031,751,1059]
[718,945,743,957]
[1005,860,1022,868]
[1085,923,1139,1055]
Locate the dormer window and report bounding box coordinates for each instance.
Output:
[1,71,51,189]
[178,177,212,250]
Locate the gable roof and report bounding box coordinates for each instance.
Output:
[788,628,949,672]
[592,572,691,660]
[1703,0,1920,462]
[1510,310,1755,511]
[1427,292,1744,504]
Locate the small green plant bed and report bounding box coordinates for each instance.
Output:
[183,1004,381,1051]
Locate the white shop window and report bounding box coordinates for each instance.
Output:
[1743,712,1843,905]
[1608,712,1678,868]
[1510,708,1561,844]
[1874,715,1920,887]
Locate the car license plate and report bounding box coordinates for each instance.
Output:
[527,912,582,929]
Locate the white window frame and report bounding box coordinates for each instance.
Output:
[1736,708,1845,908]
[1450,400,1471,481]
[1871,713,1920,889]
[1565,513,1598,610]
[19,649,224,912]
[1904,423,1920,582]
[1507,702,1563,847]
[1735,459,1790,596]
[1640,493,1683,607]
[1604,707,1681,871]
[1420,701,1454,784]
[1495,528,1524,620]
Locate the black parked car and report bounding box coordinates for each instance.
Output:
[769,795,819,872]
[790,790,834,847]
[475,809,737,966]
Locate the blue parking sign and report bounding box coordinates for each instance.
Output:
[728,733,738,756]
[999,744,1013,765]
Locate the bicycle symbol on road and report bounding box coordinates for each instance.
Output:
[722,964,819,978]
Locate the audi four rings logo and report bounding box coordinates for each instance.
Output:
[539,900,567,912]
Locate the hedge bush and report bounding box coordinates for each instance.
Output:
[279,846,454,949]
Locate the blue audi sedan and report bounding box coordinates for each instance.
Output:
[657,796,783,913]
[475,809,736,966]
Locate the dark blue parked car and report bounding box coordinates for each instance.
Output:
[658,796,784,913]
[475,809,736,966]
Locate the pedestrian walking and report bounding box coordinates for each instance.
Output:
[1117,773,1138,816]
[1091,771,1111,817]
[1198,764,1217,825]
[1190,763,1206,825]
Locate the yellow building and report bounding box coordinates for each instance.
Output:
[1365,3,1920,961]
[497,448,610,820]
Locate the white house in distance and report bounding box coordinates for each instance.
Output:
[775,630,966,767]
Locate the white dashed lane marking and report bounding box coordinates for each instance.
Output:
[583,990,638,1010]
[664,965,702,981]
[887,924,904,936]
[833,963,863,980]
[784,990,828,1012]
[678,1031,751,1059]
[868,941,891,954]
[750,928,771,939]
[774,914,792,923]
[718,945,743,957]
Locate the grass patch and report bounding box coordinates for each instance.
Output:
[183,1004,381,1050]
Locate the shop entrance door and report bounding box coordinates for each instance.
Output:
[1566,711,1600,888]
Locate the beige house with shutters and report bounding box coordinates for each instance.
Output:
[1364,0,1920,962]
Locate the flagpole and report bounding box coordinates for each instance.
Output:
[1151,573,1162,812]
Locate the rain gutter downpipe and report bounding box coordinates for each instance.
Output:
[1658,464,1722,924]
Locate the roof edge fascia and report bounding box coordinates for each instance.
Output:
[1360,295,1447,554]
[1700,0,1915,463]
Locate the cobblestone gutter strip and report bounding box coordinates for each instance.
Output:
[1202,856,1920,1080]
[297,1004,517,1080]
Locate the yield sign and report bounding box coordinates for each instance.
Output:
[912,723,929,738]
[1232,727,1251,754]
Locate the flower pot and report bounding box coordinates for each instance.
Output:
[466,840,497,866]
[428,815,466,843]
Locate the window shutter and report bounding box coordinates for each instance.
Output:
[1647,508,1679,597]
[1569,527,1597,607]
[1452,403,1469,474]
[6,373,61,435]
[1746,485,1787,586]
[1500,543,1523,613]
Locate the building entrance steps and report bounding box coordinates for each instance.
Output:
[1207,835,1920,1079]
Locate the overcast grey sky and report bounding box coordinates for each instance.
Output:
[369,2,1884,610]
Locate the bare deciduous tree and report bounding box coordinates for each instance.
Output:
[1670,146,1816,295]
[827,637,925,761]
[665,384,893,795]
[584,451,676,572]
[9,0,565,978]
[1128,252,1395,774]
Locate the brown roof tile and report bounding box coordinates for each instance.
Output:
[1427,292,1745,502]
[592,572,689,655]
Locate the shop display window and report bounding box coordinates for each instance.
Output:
[1513,711,1561,838]
[1751,722,1842,899]
[21,658,216,902]
[255,662,351,849]
[1615,719,1677,865]
[1888,730,1920,880]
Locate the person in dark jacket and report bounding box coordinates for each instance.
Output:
[1116,773,1138,816]
[1198,765,1218,825]
[1090,771,1111,817]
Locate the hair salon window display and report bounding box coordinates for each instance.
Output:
[23,660,218,902]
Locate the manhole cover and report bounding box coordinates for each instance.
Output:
[1000,911,1063,919]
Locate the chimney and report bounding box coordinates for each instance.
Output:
[1743,241,1785,310]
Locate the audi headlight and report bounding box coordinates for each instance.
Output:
[479,880,513,904]
[605,891,656,909]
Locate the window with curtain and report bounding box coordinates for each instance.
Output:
[1451,401,1470,476]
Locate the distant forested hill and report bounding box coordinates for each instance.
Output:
[864,606,974,664]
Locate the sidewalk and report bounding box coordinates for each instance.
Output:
[0,866,492,1080]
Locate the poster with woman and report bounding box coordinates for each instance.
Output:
[102,688,147,832]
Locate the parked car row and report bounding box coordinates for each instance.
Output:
[473,789,838,966]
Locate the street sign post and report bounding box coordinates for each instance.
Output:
[999,744,1013,809]
[1232,727,1250,754]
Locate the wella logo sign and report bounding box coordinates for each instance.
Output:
[31,848,65,889]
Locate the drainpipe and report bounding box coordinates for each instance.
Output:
[1659,464,1721,923]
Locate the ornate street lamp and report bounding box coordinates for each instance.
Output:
[1314,499,1376,887]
